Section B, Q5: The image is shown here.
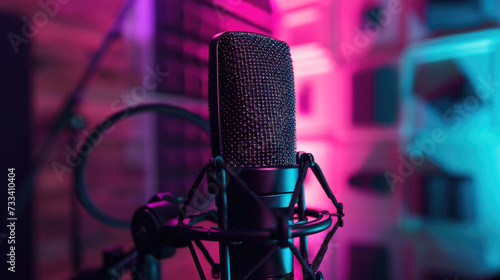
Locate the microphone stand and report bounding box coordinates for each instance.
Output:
[70,104,345,280]
[71,193,220,280]
[15,0,138,272]
[71,247,161,280]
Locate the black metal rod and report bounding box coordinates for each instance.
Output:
[194,240,216,267]
[310,161,343,273]
[107,249,138,276]
[288,242,316,280]
[286,158,310,217]
[133,254,161,280]
[311,221,340,272]
[179,163,211,219]
[241,244,279,280]
[188,242,207,280]
[215,164,231,280]
[298,184,310,279]
[311,164,339,208]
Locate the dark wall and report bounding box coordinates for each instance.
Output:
[0,12,33,280]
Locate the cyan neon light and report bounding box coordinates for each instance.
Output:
[399,28,500,277]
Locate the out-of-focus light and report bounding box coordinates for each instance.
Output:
[275,0,324,10]
[283,8,320,27]
[291,43,333,76]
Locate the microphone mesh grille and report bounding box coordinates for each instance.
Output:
[210,32,296,167]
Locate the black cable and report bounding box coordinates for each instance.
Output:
[74,104,210,228]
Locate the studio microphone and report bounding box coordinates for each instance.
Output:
[72,28,343,280]
[208,32,297,280]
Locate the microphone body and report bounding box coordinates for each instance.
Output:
[208,32,297,280]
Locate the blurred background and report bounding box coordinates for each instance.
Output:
[1,0,500,279]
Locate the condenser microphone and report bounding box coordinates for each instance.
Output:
[72,30,343,280]
[208,32,298,279]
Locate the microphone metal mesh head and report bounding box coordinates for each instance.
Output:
[209,32,296,168]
